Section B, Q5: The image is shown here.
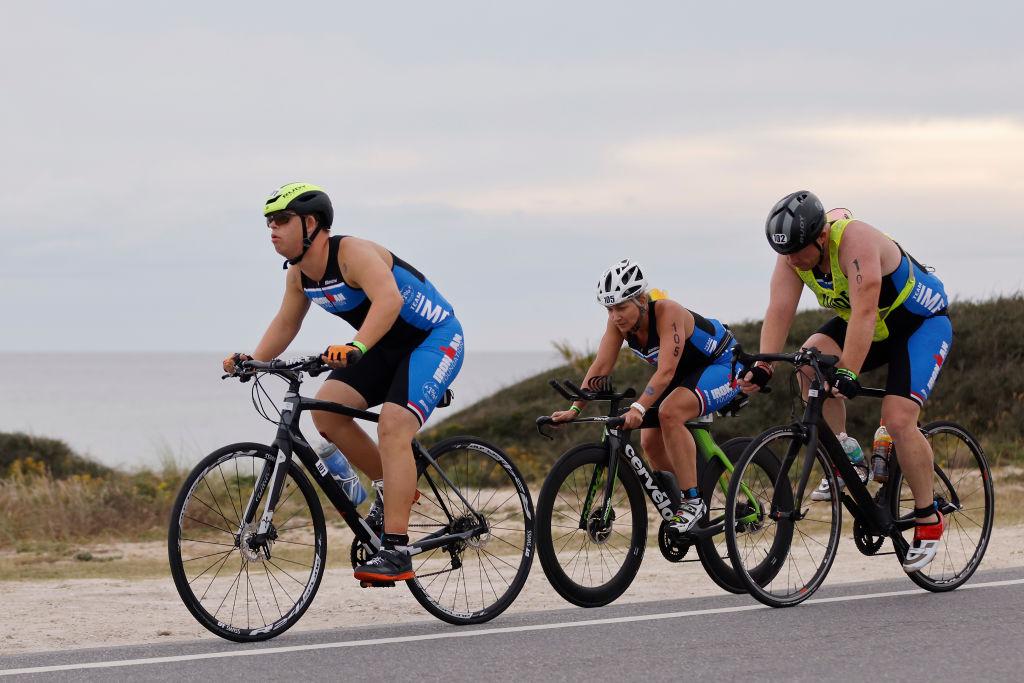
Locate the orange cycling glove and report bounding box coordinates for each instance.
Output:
[322,341,367,368]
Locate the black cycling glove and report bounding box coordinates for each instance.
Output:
[831,368,861,399]
[745,362,773,390]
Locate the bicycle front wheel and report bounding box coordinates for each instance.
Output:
[168,443,327,642]
[725,426,841,607]
[405,436,535,625]
[889,421,994,592]
[535,443,647,607]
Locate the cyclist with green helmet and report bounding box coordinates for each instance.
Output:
[223,182,464,582]
[737,190,952,572]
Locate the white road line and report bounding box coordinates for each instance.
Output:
[2,578,1021,676]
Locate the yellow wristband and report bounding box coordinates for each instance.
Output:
[569,405,582,415]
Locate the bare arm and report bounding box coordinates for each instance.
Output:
[836,221,882,375]
[339,239,404,349]
[736,256,803,394]
[570,318,625,410]
[759,255,804,354]
[252,267,311,360]
[549,319,623,421]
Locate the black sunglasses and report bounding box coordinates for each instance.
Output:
[266,211,298,227]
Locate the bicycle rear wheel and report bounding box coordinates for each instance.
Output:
[695,437,781,594]
[406,436,534,625]
[889,421,994,591]
[725,426,841,607]
[536,444,647,607]
[168,443,327,642]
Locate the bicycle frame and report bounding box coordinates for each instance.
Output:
[578,419,763,540]
[240,371,487,558]
[539,377,761,540]
[774,378,915,546]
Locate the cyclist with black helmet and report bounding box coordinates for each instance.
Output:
[737,190,952,572]
[549,259,743,534]
[222,182,464,582]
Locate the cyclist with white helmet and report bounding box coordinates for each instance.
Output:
[549,259,743,534]
[737,190,952,572]
[223,182,464,582]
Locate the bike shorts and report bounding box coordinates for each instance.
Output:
[816,313,952,406]
[326,317,465,425]
[642,351,742,427]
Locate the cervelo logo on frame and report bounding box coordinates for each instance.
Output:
[625,444,674,520]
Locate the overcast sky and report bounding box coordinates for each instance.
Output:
[2,1,1021,352]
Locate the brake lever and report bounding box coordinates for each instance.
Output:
[535,416,555,440]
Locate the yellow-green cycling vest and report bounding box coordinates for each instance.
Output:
[794,219,916,342]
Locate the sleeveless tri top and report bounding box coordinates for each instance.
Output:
[625,299,731,380]
[300,235,456,348]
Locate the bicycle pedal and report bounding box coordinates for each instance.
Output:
[359,580,396,588]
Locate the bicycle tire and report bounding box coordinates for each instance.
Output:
[725,426,841,607]
[536,443,647,607]
[405,436,535,624]
[168,443,327,642]
[695,436,782,594]
[889,420,994,592]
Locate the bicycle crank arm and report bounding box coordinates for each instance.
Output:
[407,528,478,555]
[682,521,725,540]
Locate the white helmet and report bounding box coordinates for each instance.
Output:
[597,259,648,307]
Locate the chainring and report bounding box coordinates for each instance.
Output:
[853,519,886,555]
[658,520,691,562]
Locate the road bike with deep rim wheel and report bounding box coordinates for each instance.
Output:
[167,356,534,641]
[723,345,994,608]
[533,378,778,607]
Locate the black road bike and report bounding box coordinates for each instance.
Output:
[723,345,994,607]
[533,379,780,607]
[168,356,534,641]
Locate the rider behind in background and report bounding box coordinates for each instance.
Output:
[222,182,465,582]
[737,190,951,572]
[549,259,743,534]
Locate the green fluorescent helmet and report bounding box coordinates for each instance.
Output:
[263,182,333,228]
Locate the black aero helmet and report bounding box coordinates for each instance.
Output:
[765,190,826,255]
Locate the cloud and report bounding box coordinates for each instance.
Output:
[402,118,1024,227]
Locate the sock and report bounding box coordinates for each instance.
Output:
[382,533,409,550]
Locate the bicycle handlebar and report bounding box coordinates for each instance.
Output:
[732,343,840,371]
[222,355,330,382]
[535,414,627,439]
[547,379,636,403]
[730,343,884,399]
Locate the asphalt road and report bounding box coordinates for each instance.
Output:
[3,567,1023,681]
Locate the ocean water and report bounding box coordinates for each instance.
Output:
[0,351,561,469]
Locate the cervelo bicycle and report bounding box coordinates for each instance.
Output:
[533,377,778,606]
[723,345,993,607]
[168,356,534,641]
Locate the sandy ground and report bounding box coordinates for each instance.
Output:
[2,522,1022,658]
